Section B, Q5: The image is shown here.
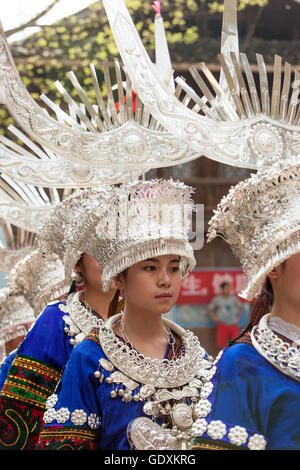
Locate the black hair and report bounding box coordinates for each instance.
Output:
[228,277,274,347]
[220,282,230,289]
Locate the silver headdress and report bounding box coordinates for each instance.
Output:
[207,162,300,301]
[8,249,68,316]
[0,19,200,179]
[94,179,196,292]
[103,0,300,170]
[39,179,196,291]
[38,185,116,283]
[0,287,35,346]
[0,219,36,274]
[0,174,74,233]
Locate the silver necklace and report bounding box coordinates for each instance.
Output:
[116,317,176,359]
[251,313,300,381]
[59,291,104,346]
[94,312,212,450]
[99,313,207,388]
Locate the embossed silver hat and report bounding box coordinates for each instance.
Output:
[93,178,197,292]
[0,287,35,345]
[38,185,116,283]
[207,161,300,301]
[8,249,69,316]
[38,180,196,291]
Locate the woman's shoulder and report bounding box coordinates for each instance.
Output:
[67,328,105,366]
[35,299,67,322]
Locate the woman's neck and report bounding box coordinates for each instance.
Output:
[80,286,115,320]
[269,298,300,329]
[116,303,169,360]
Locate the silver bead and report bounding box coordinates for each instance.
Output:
[110,390,117,398]
[106,376,113,384]
[94,371,101,378]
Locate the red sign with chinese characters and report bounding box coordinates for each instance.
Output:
[177,269,249,305]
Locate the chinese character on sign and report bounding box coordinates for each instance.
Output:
[235,273,248,294]
[181,273,208,297]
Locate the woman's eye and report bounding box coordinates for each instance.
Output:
[171,266,180,272]
[144,265,156,271]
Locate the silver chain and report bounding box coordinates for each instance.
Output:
[116,316,176,359]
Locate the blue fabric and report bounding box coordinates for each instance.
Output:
[203,344,300,450]
[42,336,183,450]
[17,301,74,370]
[0,350,17,391]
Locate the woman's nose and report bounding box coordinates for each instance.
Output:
[158,270,171,286]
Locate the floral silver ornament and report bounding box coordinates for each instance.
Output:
[56,408,70,424]
[194,399,212,418]
[88,413,101,430]
[251,313,300,381]
[96,313,213,450]
[45,394,58,410]
[201,365,218,382]
[228,425,248,446]
[43,407,57,424]
[191,418,207,437]
[60,291,104,346]
[200,381,214,399]
[248,434,267,450]
[207,420,227,440]
[71,409,88,426]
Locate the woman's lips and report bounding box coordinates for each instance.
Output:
[155,292,172,298]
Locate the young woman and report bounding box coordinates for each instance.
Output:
[0,189,122,450]
[36,179,212,451]
[191,163,300,451]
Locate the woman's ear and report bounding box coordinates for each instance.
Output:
[268,266,279,280]
[114,273,125,290]
[74,264,81,273]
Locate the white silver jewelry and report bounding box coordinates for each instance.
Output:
[60,291,104,346]
[95,312,212,450]
[251,313,300,381]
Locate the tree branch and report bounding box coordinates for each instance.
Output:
[4,0,62,38]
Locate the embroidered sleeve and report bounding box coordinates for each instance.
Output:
[0,354,61,450]
[37,394,101,450]
[37,339,102,450]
